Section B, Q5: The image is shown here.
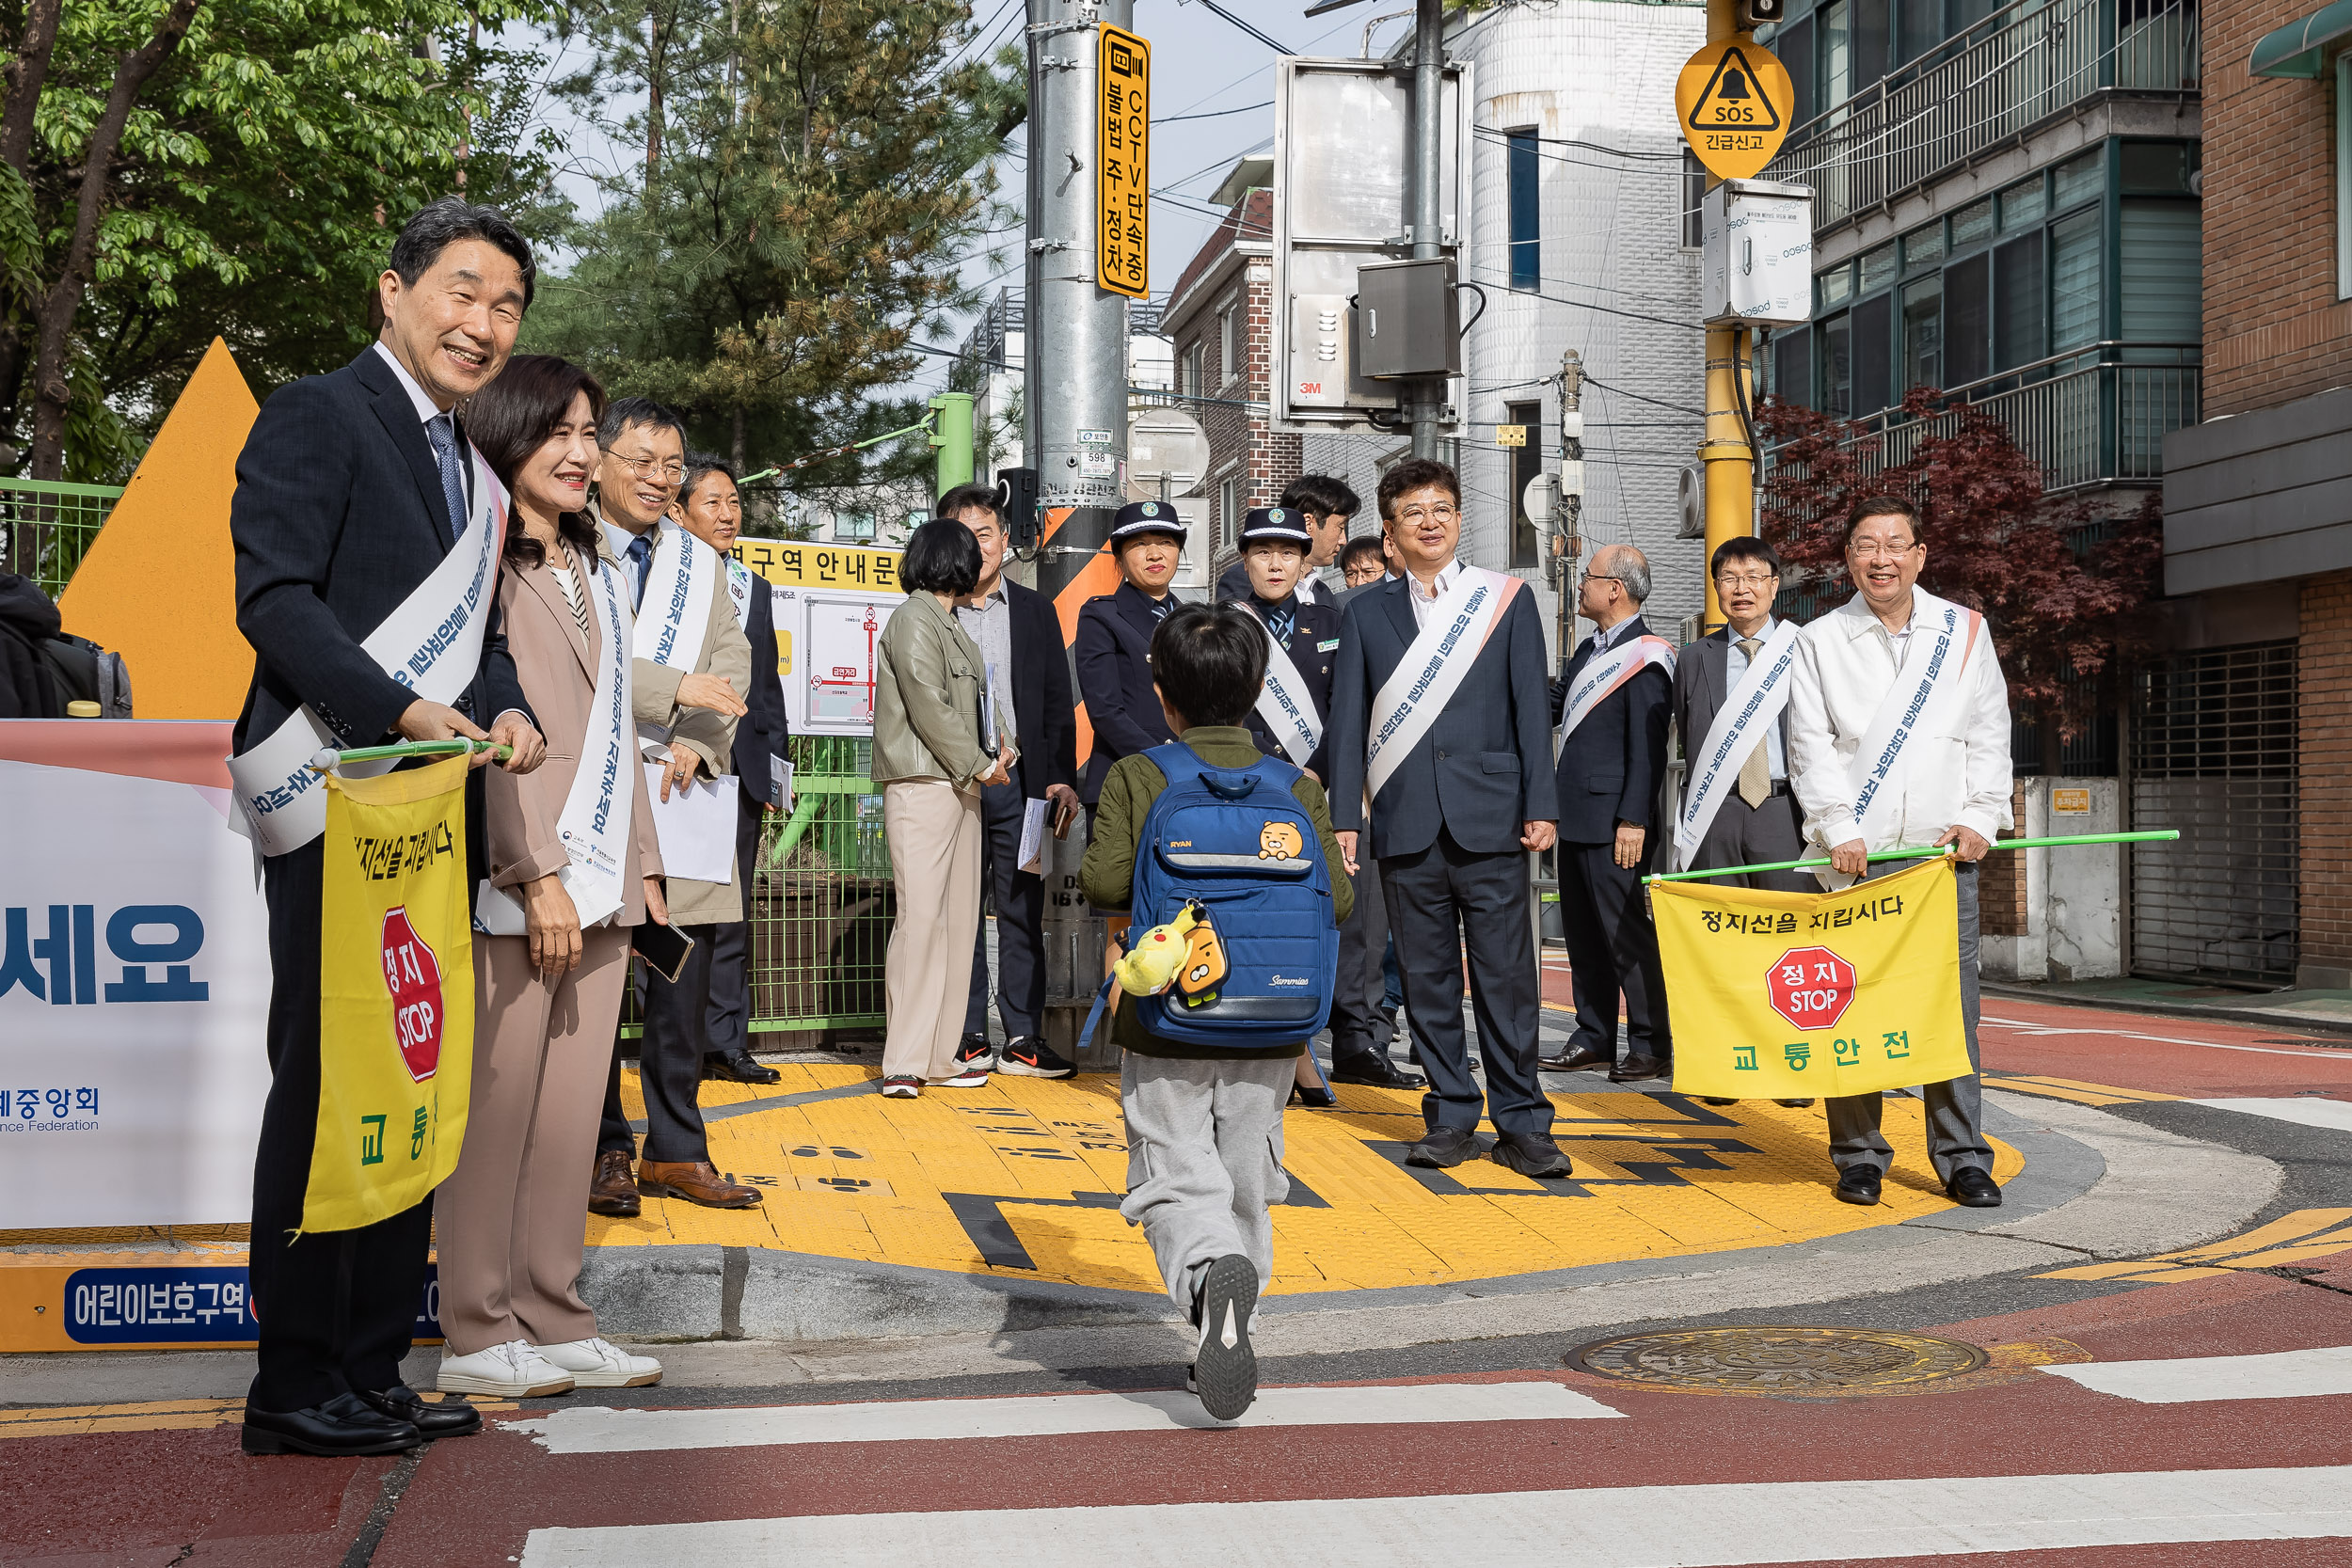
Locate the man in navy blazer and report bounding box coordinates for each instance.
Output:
[1327,459,1566,1178]
[1543,544,1674,1082]
[230,199,545,1457]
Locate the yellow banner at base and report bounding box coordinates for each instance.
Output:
[1654,857,1969,1101]
[305,755,475,1234]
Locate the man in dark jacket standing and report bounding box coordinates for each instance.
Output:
[1542,544,1676,1083]
[227,198,546,1457]
[0,574,62,717]
[940,483,1082,1080]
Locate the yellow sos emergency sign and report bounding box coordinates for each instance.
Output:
[1677,37,1794,182]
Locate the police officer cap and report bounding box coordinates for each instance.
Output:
[1236,506,1312,548]
[1108,499,1187,545]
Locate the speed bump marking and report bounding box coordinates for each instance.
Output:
[594,1064,2023,1296]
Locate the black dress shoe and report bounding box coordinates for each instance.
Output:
[1946,1165,2003,1208]
[1776,1099,1816,1108]
[1289,1081,1338,1108]
[1328,1053,1427,1090]
[1406,1125,1482,1168]
[1538,1043,1613,1073]
[1835,1164,1883,1206]
[704,1047,781,1085]
[1609,1053,1670,1083]
[1490,1131,1572,1179]
[1702,1097,1739,1105]
[358,1384,481,1439]
[242,1391,421,1457]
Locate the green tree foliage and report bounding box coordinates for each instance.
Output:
[0,0,562,483]
[526,0,1022,509]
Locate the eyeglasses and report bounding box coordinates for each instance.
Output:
[1714,572,1779,590]
[1849,540,1920,560]
[1391,503,1460,525]
[1581,572,1621,587]
[607,451,686,484]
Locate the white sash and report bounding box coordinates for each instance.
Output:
[1847,589,1983,851]
[226,456,507,856]
[1363,567,1521,802]
[723,557,755,630]
[1559,632,1677,740]
[1673,620,1802,866]
[475,553,636,935]
[1244,604,1321,768]
[631,518,717,750]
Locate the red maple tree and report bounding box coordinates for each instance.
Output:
[1754,388,2162,739]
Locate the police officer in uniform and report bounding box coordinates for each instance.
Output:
[1217,506,1341,782]
[1075,500,1188,806]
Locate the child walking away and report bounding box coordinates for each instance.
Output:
[1080,604,1354,1420]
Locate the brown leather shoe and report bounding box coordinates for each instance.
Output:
[637,1160,764,1209]
[589,1149,641,1218]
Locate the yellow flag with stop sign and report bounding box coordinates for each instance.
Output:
[304,754,475,1234]
[1652,857,1969,1101]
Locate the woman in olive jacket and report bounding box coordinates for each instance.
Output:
[872,520,1013,1096]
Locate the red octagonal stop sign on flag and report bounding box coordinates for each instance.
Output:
[1767,946,1857,1032]
[380,907,445,1083]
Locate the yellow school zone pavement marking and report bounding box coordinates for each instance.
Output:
[596,1064,2023,1296]
[2037,1207,2352,1284]
[1980,1074,2180,1107]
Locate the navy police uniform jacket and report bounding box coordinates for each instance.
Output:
[1074,580,1178,805]
[1218,590,1341,781]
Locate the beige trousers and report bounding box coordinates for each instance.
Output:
[436,922,631,1355]
[882,780,985,1082]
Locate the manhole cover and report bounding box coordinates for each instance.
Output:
[1568,1326,1988,1393]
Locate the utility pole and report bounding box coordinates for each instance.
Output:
[1406,0,1445,460]
[1699,0,1758,631]
[1026,0,1135,606]
[928,391,974,495]
[1554,348,1584,667]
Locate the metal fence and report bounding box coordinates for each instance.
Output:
[1771,0,2201,229]
[3,479,125,597]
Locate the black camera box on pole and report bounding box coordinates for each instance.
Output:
[1353,257,1461,379]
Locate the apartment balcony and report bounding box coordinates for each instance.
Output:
[1773,341,2201,495]
[1771,0,2201,235]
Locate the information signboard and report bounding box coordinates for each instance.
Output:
[1097,25,1150,299]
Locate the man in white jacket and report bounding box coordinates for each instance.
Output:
[1786,494,2012,1211]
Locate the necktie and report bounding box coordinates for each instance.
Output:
[424,412,469,541]
[1266,602,1294,646]
[1149,594,1172,622]
[626,533,655,612]
[1736,636,1772,809]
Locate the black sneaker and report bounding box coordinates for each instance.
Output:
[1190,1253,1260,1420]
[954,1033,995,1069]
[996,1036,1075,1079]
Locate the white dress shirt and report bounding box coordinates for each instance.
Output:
[1724,615,1787,781]
[1787,592,2013,853]
[1404,557,1464,630]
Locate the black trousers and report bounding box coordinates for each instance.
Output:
[248,836,435,1414]
[1327,848,1395,1065]
[1381,827,1551,1136]
[1559,837,1670,1063]
[702,784,765,1058]
[599,921,719,1164]
[1688,786,1813,893]
[963,778,1045,1039]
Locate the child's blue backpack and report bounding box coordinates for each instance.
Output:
[1103,742,1340,1051]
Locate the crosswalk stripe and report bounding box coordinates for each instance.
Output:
[2040,1344,2352,1403]
[516,1465,2352,1567]
[500,1379,1622,1454]
[2192,1097,2352,1134]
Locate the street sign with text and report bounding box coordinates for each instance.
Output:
[1677,37,1793,182]
[1097,25,1149,299]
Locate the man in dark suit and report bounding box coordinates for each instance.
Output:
[937,483,1082,1080]
[1542,544,1675,1083]
[1327,459,1565,1176]
[1213,473,1357,607]
[229,198,546,1457]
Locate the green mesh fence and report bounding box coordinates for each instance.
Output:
[4,479,124,597]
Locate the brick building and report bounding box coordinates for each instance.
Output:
[1161,182,1300,579]
[2158,0,2352,990]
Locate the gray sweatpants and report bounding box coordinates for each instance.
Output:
[1826,860,1991,1183]
[1120,1053,1293,1315]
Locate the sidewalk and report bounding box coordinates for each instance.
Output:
[1982,974,2352,1038]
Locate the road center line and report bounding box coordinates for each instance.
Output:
[2041,1344,2352,1403]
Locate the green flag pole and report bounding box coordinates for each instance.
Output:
[1642,830,2181,886]
[308,738,513,771]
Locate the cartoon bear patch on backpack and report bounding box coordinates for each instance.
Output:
[1257,820,1304,861]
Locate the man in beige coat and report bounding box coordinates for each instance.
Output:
[588,396,760,1212]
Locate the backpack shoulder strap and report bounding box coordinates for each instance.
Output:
[1140,741,1210,788]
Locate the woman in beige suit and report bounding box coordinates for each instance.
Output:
[874,520,1011,1097]
[434,356,670,1399]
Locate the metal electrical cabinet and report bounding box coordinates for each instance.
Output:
[1354,257,1462,378]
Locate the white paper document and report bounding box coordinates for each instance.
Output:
[643,764,739,883]
[1018,797,1050,876]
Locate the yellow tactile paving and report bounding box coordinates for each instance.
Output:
[590,1066,2024,1296]
[2036,1206,2352,1283]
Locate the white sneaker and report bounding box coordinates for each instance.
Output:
[437,1338,576,1397]
[536,1336,663,1388]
